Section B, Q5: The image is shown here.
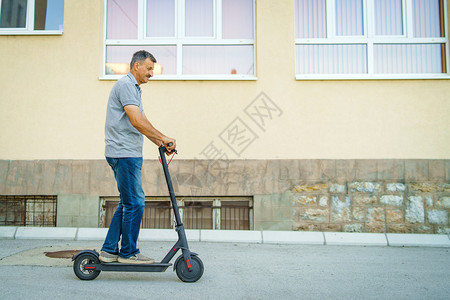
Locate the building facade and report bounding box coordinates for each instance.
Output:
[0,0,449,234]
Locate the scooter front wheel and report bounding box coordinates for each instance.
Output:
[73,253,101,280]
[175,255,204,283]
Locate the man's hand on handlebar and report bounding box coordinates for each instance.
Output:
[162,137,176,155]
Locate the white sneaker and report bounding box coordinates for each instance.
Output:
[99,251,119,263]
[117,253,155,264]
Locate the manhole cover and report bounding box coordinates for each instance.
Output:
[45,250,81,259]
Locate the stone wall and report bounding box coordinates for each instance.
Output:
[0,159,448,233]
[291,182,449,234]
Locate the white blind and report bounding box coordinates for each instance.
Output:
[295,0,446,76]
[295,0,326,38]
[374,0,403,36]
[296,44,367,74]
[413,0,442,37]
[185,0,214,37]
[146,0,175,37]
[374,44,443,73]
[336,0,364,36]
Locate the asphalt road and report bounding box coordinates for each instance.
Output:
[0,239,449,300]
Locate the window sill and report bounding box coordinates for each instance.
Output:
[0,30,63,36]
[295,74,450,80]
[99,75,258,81]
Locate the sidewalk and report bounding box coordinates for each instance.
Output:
[1,238,449,299]
[1,226,449,247]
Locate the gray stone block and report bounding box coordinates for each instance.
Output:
[0,160,9,194]
[405,160,429,181]
[377,160,405,180]
[355,160,378,181]
[343,224,363,233]
[380,195,403,206]
[335,160,356,182]
[429,160,446,181]
[330,183,346,193]
[349,182,382,193]
[332,196,351,222]
[386,183,406,192]
[427,210,448,225]
[437,197,450,208]
[406,196,424,223]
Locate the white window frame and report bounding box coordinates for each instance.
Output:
[101,0,256,81]
[295,0,450,80]
[0,0,63,35]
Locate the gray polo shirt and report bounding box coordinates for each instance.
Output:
[105,73,144,158]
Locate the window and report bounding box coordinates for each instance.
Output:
[101,197,253,230]
[0,195,57,227]
[0,0,64,35]
[295,0,450,79]
[103,0,255,80]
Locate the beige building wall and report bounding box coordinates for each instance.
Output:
[0,0,448,161]
[0,1,449,234]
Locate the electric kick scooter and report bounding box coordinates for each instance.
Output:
[73,145,204,282]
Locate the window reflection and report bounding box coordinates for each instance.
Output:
[35,0,64,30]
[104,0,255,77]
[0,0,27,28]
[0,0,64,30]
[107,0,137,39]
[222,0,253,39]
[106,45,176,75]
[183,45,254,75]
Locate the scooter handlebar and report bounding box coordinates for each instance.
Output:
[159,143,177,154]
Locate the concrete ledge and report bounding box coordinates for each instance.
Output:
[15,227,77,240]
[324,232,388,246]
[263,230,324,245]
[386,233,450,247]
[76,228,108,241]
[138,229,200,242]
[200,229,261,243]
[2,227,450,247]
[0,226,17,239]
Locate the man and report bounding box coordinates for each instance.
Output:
[100,50,176,264]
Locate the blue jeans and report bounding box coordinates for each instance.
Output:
[101,157,145,258]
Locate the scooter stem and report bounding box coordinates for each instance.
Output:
[159,146,182,227]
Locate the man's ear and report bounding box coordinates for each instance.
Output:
[131,61,139,71]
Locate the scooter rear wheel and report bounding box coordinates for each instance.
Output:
[175,255,204,282]
[73,253,101,280]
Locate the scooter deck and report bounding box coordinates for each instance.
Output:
[86,262,172,272]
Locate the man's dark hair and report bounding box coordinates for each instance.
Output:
[130,50,157,70]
